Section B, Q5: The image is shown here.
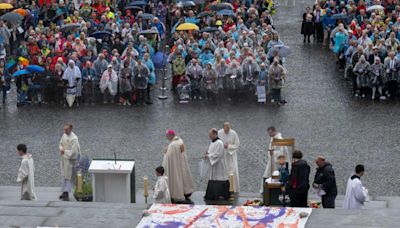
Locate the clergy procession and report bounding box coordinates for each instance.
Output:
[303,0,400,100]
[15,122,369,211]
[0,0,291,109]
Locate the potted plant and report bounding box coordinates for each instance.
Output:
[74,155,93,202]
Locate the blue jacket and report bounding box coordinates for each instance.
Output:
[322,14,335,30]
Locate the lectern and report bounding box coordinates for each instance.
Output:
[89,159,135,203]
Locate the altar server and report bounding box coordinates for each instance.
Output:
[204,128,229,201]
[218,122,240,193]
[343,164,369,209]
[59,123,81,201]
[153,166,171,204]
[16,144,37,200]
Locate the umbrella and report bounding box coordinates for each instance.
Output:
[52,13,65,22]
[268,45,292,58]
[129,1,147,7]
[18,57,29,66]
[125,5,142,10]
[331,13,348,20]
[367,5,384,12]
[139,13,154,20]
[13,8,26,17]
[90,31,112,39]
[6,59,16,70]
[153,51,168,68]
[199,27,219,33]
[176,23,199,31]
[27,65,45,73]
[12,69,31,77]
[177,1,195,8]
[195,11,213,18]
[217,9,235,16]
[0,3,13,10]
[0,12,23,25]
[209,3,233,11]
[139,29,159,35]
[60,23,81,33]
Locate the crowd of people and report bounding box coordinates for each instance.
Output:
[16,123,369,210]
[302,0,400,100]
[0,0,291,108]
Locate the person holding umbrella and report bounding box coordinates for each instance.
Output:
[0,59,10,106]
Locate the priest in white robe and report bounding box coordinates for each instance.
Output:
[16,144,37,201]
[343,164,369,209]
[204,128,230,201]
[218,122,240,193]
[162,130,195,203]
[153,166,172,204]
[59,123,81,201]
[260,126,291,193]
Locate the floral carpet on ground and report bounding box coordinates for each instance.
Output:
[137,204,312,228]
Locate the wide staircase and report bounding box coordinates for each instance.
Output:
[1,186,399,227]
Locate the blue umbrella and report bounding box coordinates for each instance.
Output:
[153,52,168,69]
[27,65,45,73]
[6,59,16,70]
[177,1,195,7]
[331,13,348,20]
[217,9,235,16]
[12,69,31,77]
[129,1,147,7]
[139,29,159,35]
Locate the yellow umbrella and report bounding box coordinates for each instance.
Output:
[176,23,199,31]
[0,3,14,10]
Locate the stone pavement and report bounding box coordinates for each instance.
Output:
[1,186,400,227]
[2,0,400,198]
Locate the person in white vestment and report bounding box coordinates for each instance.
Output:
[218,122,240,193]
[153,166,171,204]
[343,164,369,209]
[59,123,81,201]
[204,128,230,201]
[162,130,195,203]
[260,126,291,193]
[16,144,37,201]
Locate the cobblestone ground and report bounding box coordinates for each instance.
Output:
[1,0,400,196]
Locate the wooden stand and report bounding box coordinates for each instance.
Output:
[263,180,282,206]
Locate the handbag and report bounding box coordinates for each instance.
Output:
[204,180,230,201]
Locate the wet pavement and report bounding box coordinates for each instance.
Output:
[1,0,400,196]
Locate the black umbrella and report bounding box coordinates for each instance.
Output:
[199,27,219,33]
[90,31,112,39]
[209,3,234,11]
[139,13,154,20]
[195,11,213,18]
[125,5,142,10]
[0,12,23,26]
[139,29,159,35]
[52,13,65,22]
[60,23,81,33]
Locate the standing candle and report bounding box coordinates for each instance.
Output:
[229,173,234,192]
[77,171,83,193]
[143,176,149,197]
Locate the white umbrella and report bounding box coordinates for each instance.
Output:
[367,5,384,12]
[268,45,292,58]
